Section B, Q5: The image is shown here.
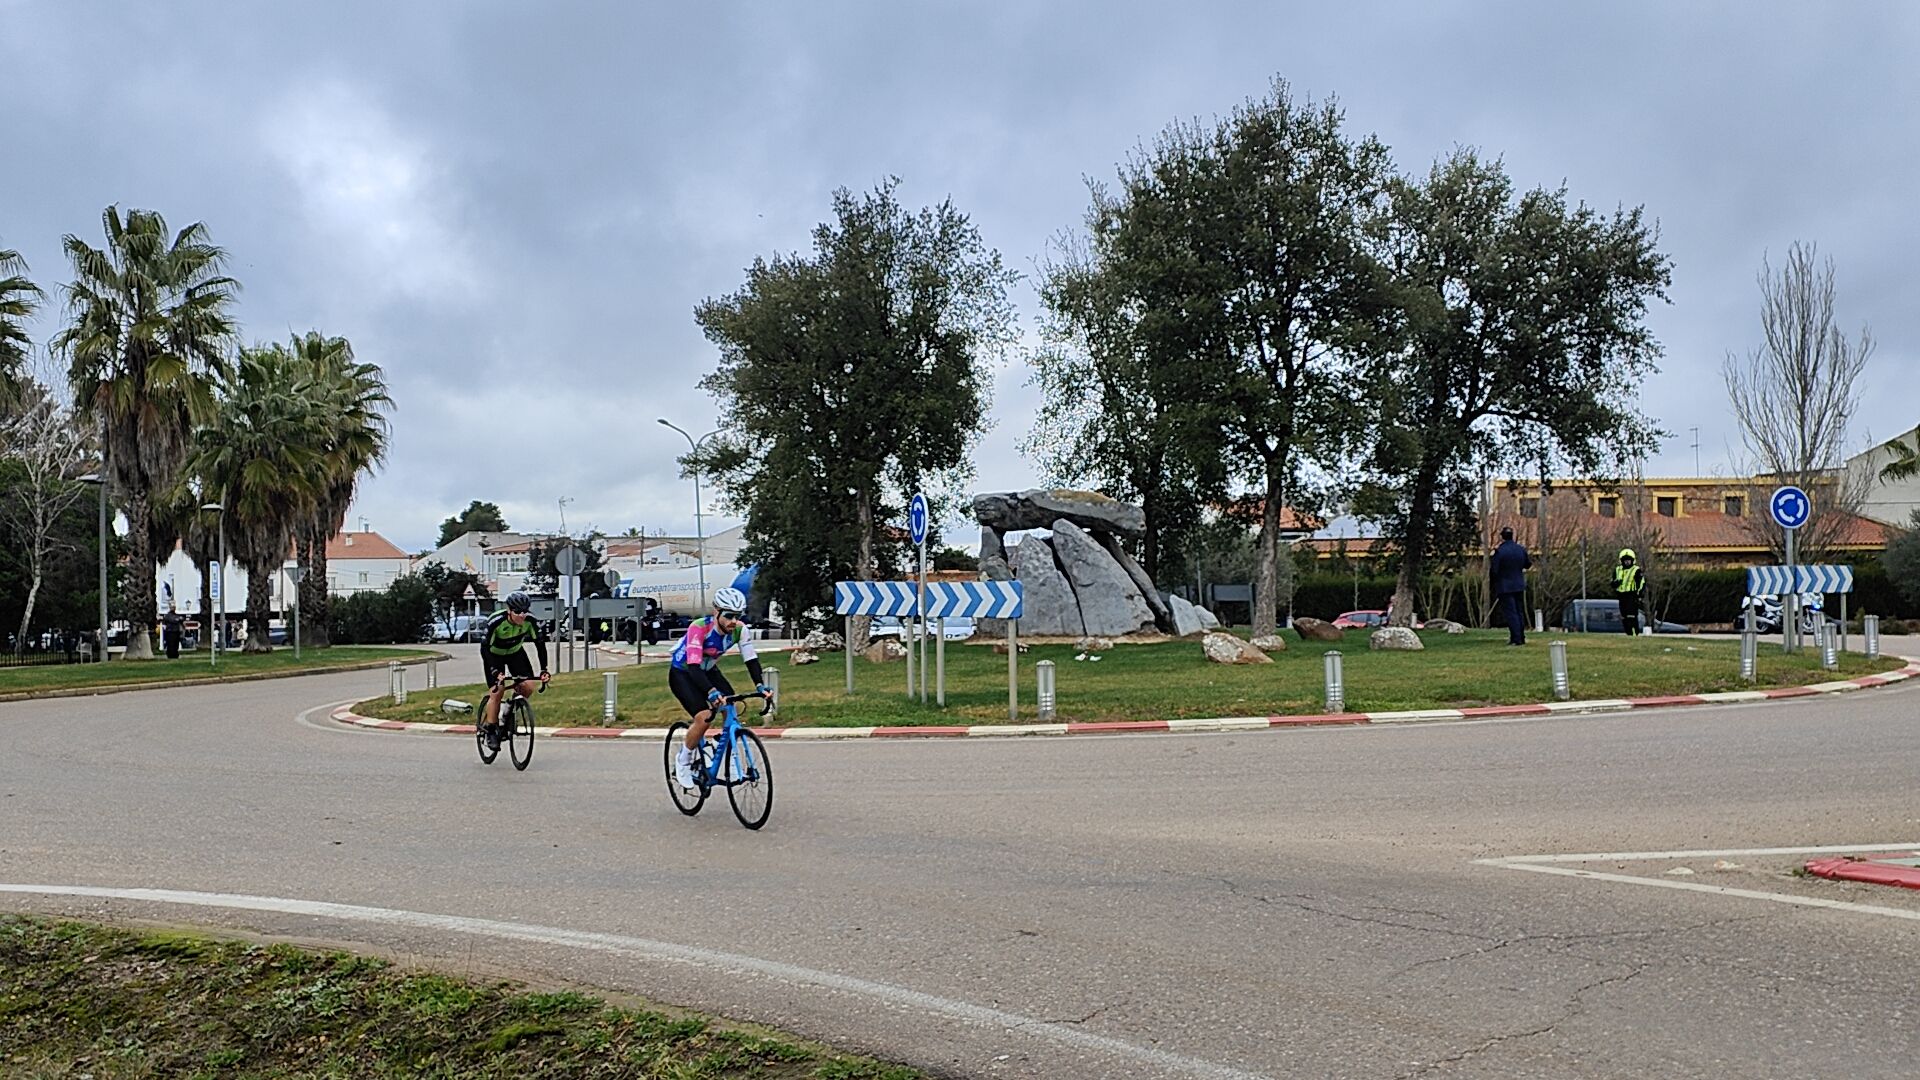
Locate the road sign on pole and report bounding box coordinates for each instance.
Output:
[910,493,928,704]
[1770,485,1811,653]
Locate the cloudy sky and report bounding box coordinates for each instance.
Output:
[4,1,1914,552]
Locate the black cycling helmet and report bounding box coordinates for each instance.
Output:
[505,591,532,613]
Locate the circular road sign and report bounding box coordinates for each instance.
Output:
[554,544,586,576]
[1770,485,1812,530]
[909,493,929,546]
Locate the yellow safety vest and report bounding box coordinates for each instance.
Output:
[1614,565,1642,594]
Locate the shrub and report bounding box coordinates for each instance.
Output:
[327,574,434,644]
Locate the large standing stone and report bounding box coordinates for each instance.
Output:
[1168,594,1206,637]
[1196,606,1221,630]
[861,639,907,662]
[1012,534,1083,637]
[1098,532,1173,631]
[1292,617,1343,642]
[980,527,1005,564]
[1051,520,1155,636]
[1202,631,1272,664]
[1369,627,1424,651]
[972,489,1147,537]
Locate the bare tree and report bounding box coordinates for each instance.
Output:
[0,386,94,653]
[1723,242,1875,559]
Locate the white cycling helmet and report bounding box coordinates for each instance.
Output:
[713,587,748,615]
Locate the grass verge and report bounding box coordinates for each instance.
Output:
[0,647,440,697]
[0,917,917,1079]
[353,630,1904,729]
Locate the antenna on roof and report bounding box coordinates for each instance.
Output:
[1691,427,1701,475]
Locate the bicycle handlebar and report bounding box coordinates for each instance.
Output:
[721,691,774,716]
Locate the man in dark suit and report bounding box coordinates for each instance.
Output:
[1489,526,1532,646]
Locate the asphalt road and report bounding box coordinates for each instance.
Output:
[3,658,1918,1079]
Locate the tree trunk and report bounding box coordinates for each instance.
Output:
[197,557,213,649]
[848,490,875,651]
[244,561,274,653]
[1253,461,1283,639]
[124,491,156,660]
[1390,462,1441,628]
[15,568,41,658]
[300,527,333,647]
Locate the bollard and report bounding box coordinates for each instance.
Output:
[1323,650,1345,713]
[392,664,408,705]
[1820,621,1838,671]
[1740,626,1757,682]
[603,671,618,720]
[1865,615,1880,660]
[765,667,780,705]
[1036,659,1056,721]
[388,661,400,703]
[1533,609,1544,633]
[1549,640,1570,700]
[427,657,439,689]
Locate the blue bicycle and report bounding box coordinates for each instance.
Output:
[665,692,775,829]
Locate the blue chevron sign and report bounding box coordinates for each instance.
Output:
[922,580,1025,619]
[1747,564,1854,596]
[833,580,921,616]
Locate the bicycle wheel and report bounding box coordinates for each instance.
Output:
[508,695,535,771]
[476,710,499,765]
[665,722,706,816]
[724,728,773,830]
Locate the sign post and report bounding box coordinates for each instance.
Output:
[910,493,928,705]
[555,544,586,673]
[1769,486,1811,653]
[922,581,1023,707]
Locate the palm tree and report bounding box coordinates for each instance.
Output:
[1880,428,1919,483]
[55,207,237,659]
[0,244,42,411]
[286,332,390,647]
[193,345,328,652]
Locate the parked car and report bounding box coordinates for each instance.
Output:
[433,615,488,643]
[1560,599,1689,634]
[1331,610,1423,630]
[868,616,977,641]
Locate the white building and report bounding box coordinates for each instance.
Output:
[1847,426,1920,528]
[153,529,413,616]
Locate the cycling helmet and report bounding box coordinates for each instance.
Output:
[505,591,532,613]
[712,587,747,615]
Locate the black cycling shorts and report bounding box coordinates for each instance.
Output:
[669,665,734,718]
[483,647,535,687]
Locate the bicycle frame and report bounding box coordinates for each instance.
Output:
[697,696,767,790]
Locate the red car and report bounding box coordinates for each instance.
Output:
[1331,610,1425,630]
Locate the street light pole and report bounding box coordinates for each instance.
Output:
[202,503,225,667]
[79,472,108,662]
[658,418,719,613]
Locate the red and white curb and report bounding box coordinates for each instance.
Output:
[329,661,1920,741]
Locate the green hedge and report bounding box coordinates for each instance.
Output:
[327,575,435,644]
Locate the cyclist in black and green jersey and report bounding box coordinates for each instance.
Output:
[480,591,550,750]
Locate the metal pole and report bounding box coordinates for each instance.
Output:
[216,514,225,666]
[1036,659,1056,721]
[96,466,108,662]
[1840,593,1848,655]
[428,656,438,689]
[1323,650,1344,713]
[1550,640,1570,700]
[844,614,854,695]
[1865,614,1880,660]
[917,540,927,704]
[936,616,946,707]
[603,671,617,720]
[1007,621,1018,722]
[1820,620,1838,671]
[1783,527,1797,654]
[904,607,914,698]
[293,589,300,659]
[1740,622,1756,682]
[693,466,707,613]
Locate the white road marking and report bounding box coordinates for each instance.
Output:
[1476,842,1920,923]
[0,882,1270,1080]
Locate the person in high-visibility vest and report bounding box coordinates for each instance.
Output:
[1613,549,1644,635]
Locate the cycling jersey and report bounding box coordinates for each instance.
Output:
[670,616,759,670]
[481,610,549,670]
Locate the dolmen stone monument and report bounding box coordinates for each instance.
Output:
[971,488,1215,638]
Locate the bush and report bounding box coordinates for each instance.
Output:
[1288,575,1401,621]
[327,574,434,644]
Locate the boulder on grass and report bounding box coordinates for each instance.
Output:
[992,640,1030,655]
[1445,623,1465,635]
[801,629,844,652]
[790,650,819,665]
[1369,627,1424,651]
[862,639,907,663]
[1073,636,1115,654]
[1196,606,1221,630]
[1203,631,1273,664]
[1420,619,1462,634]
[1292,617,1343,642]
[1250,634,1289,653]
[1168,594,1206,637]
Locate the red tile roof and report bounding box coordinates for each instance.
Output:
[324,531,409,561]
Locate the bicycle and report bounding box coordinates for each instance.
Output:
[477,672,544,771]
[665,692,775,830]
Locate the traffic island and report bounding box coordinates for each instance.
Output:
[0,647,446,702]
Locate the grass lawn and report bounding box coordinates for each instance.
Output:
[0,917,917,1079]
[0,646,440,697]
[354,630,1905,729]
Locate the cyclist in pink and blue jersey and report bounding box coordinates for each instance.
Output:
[669,587,769,789]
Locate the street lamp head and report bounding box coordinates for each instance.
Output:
[656,418,670,427]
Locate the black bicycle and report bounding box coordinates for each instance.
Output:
[665,693,774,829]
[477,673,544,771]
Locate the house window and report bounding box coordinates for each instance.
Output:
[1724,495,1744,517]
[1519,497,1539,519]
[359,572,369,584]
[1656,497,1677,517]
[1598,497,1618,518]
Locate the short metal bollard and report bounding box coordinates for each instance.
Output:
[1533,609,1544,633]
[427,657,439,689]
[1323,650,1345,713]
[603,671,618,720]
[1740,627,1757,682]
[1820,621,1838,671]
[1865,615,1880,660]
[1036,659,1056,721]
[389,662,407,705]
[1549,640,1570,700]
[765,667,780,703]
